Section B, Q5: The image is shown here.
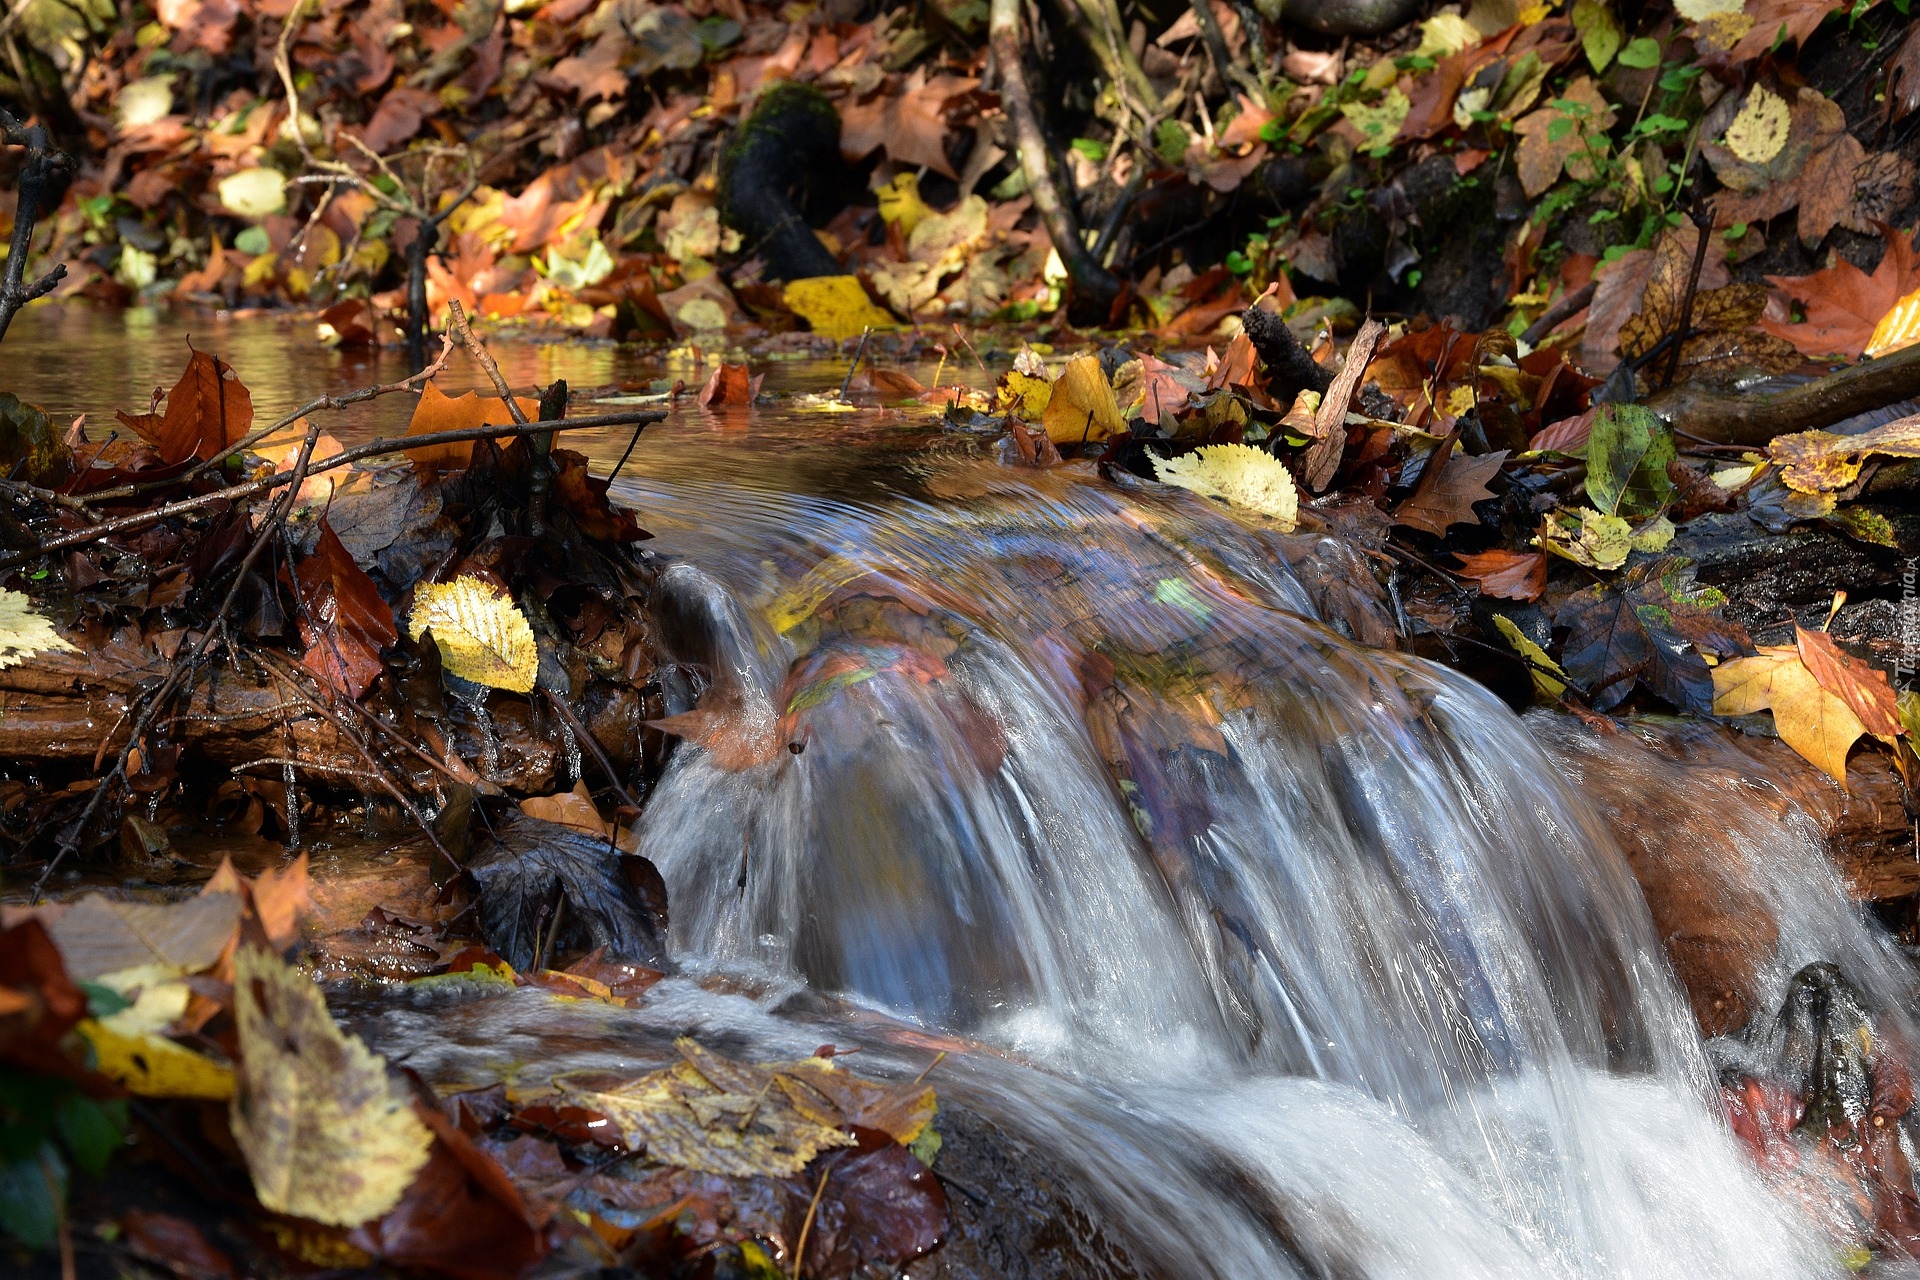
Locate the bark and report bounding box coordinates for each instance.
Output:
[1646,340,1920,446]
[0,108,72,345]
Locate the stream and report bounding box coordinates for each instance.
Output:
[13,304,1917,1278]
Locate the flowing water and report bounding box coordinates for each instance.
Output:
[17,304,1920,1278]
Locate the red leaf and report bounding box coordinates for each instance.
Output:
[295,520,398,699]
[123,1210,236,1280]
[115,348,254,465]
[1453,549,1546,601]
[1763,227,1920,360]
[550,450,650,542]
[1795,625,1903,738]
[698,362,763,408]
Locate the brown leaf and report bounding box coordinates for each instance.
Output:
[837,70,979,177]
[360,86,440,154]
[1453,549,1546,600]
[1133,353,1193,427]
[1303,319,1386,491]
[0,919,97,1084]
[1512,76,1616,198]
[115,349,254,466]
[123,1210,236,1280]
[698,362,763,408]
[1584,227,1729,369]
[1393,448,1507,536]
[550,449,649,542]
[1711,89,1897,247]
[296,520,399,700]
[1795,626,1902,738]
[1727,0,1853,65]
[1762,226,1920,359]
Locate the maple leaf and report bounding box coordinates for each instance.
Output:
[1767,414,1920,492]
[543,32,629,103]
[1121,353,1195,427]
[1762,226,1920,359]
[1710,88,1914,247]
[115,348,254,466]
[1713,646,1867,783]
[297,520,399,700]
[1452,549,1546,600]
[1392,447,1506,537]
[1559,557,1750,713]
[1794,625,1904,737]
[1512,76,1616,198]
[837,70,979,178]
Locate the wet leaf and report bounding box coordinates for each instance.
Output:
[78,1019,234,1100]
[1493,615,1566,698]
[1584,403,1676,518]
[551,449,649,542]
[1513,77,1615,198]
[1152,444,1299,530]
[408,577,539,693]
[43,893,241,982]
[297,521,398,700]
[1393,448,1506,537]
[1795,626,1903,738]
[1536,506,1632,570]
[403,384,540,477]
[1041,355,1126,444]
[0,589,77,669]
[1558,558,1746,712]
[698,362,763,408]
[114,349,253,466]
[1864,286,1920,358]
[1768,414,1920,492]
[1453,549,1546,600]
[1304,319,1386,492]
[1713,646,1869,784]
[469,813,666,972]
[230,945,434,1227]
[123,1209,236,1279]
[1763,227,1920,359]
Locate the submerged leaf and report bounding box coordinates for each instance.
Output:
[230,946,434,1226]
[408,577,539,693]
[1151,443,1300,530]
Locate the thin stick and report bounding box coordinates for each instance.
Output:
[838,327,872,401]
[912,1049,947,1083]
[545,689,640,810]
[1,408,666,568]
[792,1167,831,1280]
[448,300,530,425]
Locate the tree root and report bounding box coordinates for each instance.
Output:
[1645,341,1920,446]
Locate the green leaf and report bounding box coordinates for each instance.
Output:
[78,981,131,1019]
[1618,37,1661,67]
[1585,402,1677,517]
[0,1146,64,1251]
[1572,0,1622,71]
[1069,137,1109,163]
[53,1096,125,1177]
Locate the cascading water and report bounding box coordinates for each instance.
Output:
[566,436,1909,1280]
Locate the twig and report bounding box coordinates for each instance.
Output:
[1,407,666,568]
[1660,205,1714,391]
[545,689,640,811]
[792,1167,831,1280]
[1518,281,1596,347]
[838,327,872,402]
[448,300,530,424]
[0,108,73,344]
[1644,339,1920,445]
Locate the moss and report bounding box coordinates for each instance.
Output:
[718,81,840,210]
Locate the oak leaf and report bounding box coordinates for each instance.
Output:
[1393,448,1506,536]
[1453,549,1546,600]
[408,577,539,693]
[230,945,434,1226]
[1763,227,1920,359]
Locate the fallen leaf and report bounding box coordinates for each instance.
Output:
[1512,76,1617,198]
[554,1038,856,1177]
[1536,506,1633,569]
[1713,646,1869,784]
[1617,231,1801,378]
[1492,614,1567,698]
[1558,557,1747,712]
[408,577,539,693]
[783,276,894,342]
[550,450,649,543]
[1041,354,1127,444]
[698,362,763,408]
[1764,228,1920,359]
[1304,319,1386,491]
[123,1209,236,1280]
[1394,448,1507,536]
[1767,414,1920,492]
[1795,626,1903,738]
[1710,88,1909,247]
[297,521,399,700]
[468,813,665,972]
[78,1019,234,1100]
[518,781,610,838]
[1864,286,1920,358]
[838,70,979,177]
[230,945,434,1226]
[44,894,241,982]
[1724,85,1791,164]
[1585,402,1677,518]
[1584,226,1730,368]
[0,588,77,669]
[1151,443,1300,529]
[114,349,254,466]
[403,383,540,477]
[1454,549,1547,600]
[1726,0,1853,64]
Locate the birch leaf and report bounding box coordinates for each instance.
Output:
[230,946,433,1226]
[0,589,77,669]
[408,577,540,693]
[1151,443,1299,530]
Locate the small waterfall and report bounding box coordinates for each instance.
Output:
[608,452,1895,1278]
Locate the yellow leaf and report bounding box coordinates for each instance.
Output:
[1415,11,1480,57]
[1724,86,1790,165]
[781,275,895,343]
[218,167,287,218]
[1041,354,1127,444]
[997,369,1053,419]
[1493,615,1567,699]
[230,946,434,1227]
[876,172,932,236]
[1151,443,1300,530]
[0,588,76,669]
[1630,514,1676,551]
[1866,287,1920,358]
[1768,415,1920,492]
[80,1020,234,1100]
[1712,647,1868,783]
[408,576,540,693]
[554,1037,855,1178]
[1535,507,1632,570]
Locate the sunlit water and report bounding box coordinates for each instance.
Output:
[18,304,1917,1278]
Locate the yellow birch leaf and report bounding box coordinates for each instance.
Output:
[782,275,895,343]
[1151,443,1300,530]
[1712,647,1868,783]
[230,946,434,1227]
[0,589,77,669]
[1724,87,1791,165]
[408,576,540,693]
[1041,355,1127,443]
[80,1020,235,1100]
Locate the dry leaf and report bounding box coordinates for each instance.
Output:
[1041,355,1127,444]
[1512,76,1616,198]
[408,577,540,693]
[1394,448,1507,536]
[114,349,254,466]
[44,893,242,982]
[1617,231,1801,377]
[1454,549,1547,600]
[403,383,540,477]
[698,362,763,408]
[230,945,434,1226]
[1584,226,1731,368]
[1151,443,1300,529]
[1724,85,1790,163]
[1304,319,1386,491]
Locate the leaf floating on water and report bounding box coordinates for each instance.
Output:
[1151,443,1299,530]
[408,577,539,694]
[697,362,763,408]
[0,589,77,670]
[554,1037,856,1177]
[230,946,433,1226]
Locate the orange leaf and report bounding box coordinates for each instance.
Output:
[698,363,763,408]
[403,383,540,477]
[1762,226,1920,360]
[1794,626,1903,738]
[115,348,254,465]
[1454,549,1546,601]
